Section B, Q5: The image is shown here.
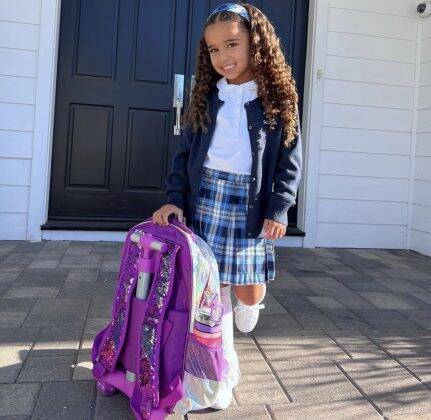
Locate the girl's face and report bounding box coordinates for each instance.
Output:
[205,20,254,85]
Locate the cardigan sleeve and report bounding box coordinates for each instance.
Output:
[264,115,303,226]
[164,123,194,210]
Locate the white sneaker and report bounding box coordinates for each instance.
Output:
[233,301,265,333]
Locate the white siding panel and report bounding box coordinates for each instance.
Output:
[329,8,417,40]
[422,36,431,63]
[419,60,431,87]
[0,185,29,213]
[321,127,411,155]
[412,205,431,234]
[0,75,36,104]
[416,133,431,157]
[319,151,410,179]
[0,21,39,50]
[0,213,27,240]
[0,48,38,77]
[316,223,406,248]
[410,230,431,256]
[423,21,431,40]
[329,0,417,18]
[0,0,41,25]
[319,175,410,202]
[324,79,413,109]
[317,199,408,225]
[413,180,431,207]
[417,109,431,132]
[327,32,416,63]
[322,104,412,132]
[0,158,31,185]
[419,85,431,109]
[0,130,32,158]
[0,103,34,131]
[325,56,415,86]
[415,157,431,182]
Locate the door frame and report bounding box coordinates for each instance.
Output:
[28,0,324,247]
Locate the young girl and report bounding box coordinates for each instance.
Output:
[153,2,302,410]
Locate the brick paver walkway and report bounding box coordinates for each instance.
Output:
[1,241,431,419]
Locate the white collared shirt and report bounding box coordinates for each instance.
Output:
[203,76,258,175]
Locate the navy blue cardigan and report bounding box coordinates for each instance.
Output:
[164,88,302,238]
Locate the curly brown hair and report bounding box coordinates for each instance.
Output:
[181,2,299,148]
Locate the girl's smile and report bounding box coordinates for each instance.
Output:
[205,20,254,85]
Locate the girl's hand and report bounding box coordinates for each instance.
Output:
[152,204,185,226]
[262,219,286,240]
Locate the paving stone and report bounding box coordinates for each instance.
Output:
[267,278,313,295]
[73,353,93,380]
[235,341,273,375]
[24,298,89,327]
[260,292,289,314]
[357,292,420,309]
[253,329,349,362]
[89,296,113,318]
[0,241,20,253]
[97,271,118,283]
[332,294,376,310]
[16,267,68,287]
[301,277,358,297]
[65,242,95,255]
[32,380,95,419]
[342,281,391,292]
[0,345,30,383]
[362,331,431,358]
[27,253,62,268]
[322,329,388,359]
[58,280,116,298]
[270,359,363,404]
[59,253,102,269]
[318,308,374,330]
[0,326,39,346]
[396,356,431,386]
[94,392,135,419]
[188,405,271,419]
[4,286,59,298]
[90,241,121,254]
[339,257,389,269]
[31,325,82,356]
[269,400,381,419]
[0,253,36,268]
[338,358,431,416]
[310,248,341,259]
[411,292,431,305]
[353,309,423,330]
[41,240,71,253]
[14,241,46,253]
[273,295,338,329]
[254,313,301,330]
[100,254,121,272]
[306,296,346,308]
[0,383,40,416]
[0,268,21,283]
[0,283,9,296]
[66,268,98,282]
[398,309,431,330]
[17,355,75,382]
[233,372,288,405]
[84,317,110,334]
[0,298,35,328]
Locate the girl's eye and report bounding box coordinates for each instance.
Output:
[209,43,237,54]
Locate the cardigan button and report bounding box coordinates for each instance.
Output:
[249,204,253,209]
[248,125,252,130]
[247,232,252,236]
[251,177,256,181]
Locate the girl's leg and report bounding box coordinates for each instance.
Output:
[232,284,266,306]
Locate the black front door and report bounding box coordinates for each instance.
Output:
[46,0,308,231]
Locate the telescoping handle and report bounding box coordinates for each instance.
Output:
[125,233,168,383]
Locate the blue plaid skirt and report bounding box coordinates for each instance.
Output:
[191,166,275,286]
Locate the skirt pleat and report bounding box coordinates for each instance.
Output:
[191,166,275,286]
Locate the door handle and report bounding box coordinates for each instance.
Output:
[173,74,184,135]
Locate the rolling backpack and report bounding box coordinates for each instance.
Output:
[91,215,230,419]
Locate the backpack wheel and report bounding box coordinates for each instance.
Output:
[97,381,116,396]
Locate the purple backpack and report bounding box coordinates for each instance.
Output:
[91,216,229,419]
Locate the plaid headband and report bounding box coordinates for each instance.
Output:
[206,3,250,23]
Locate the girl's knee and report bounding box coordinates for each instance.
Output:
[232,284,266,306]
